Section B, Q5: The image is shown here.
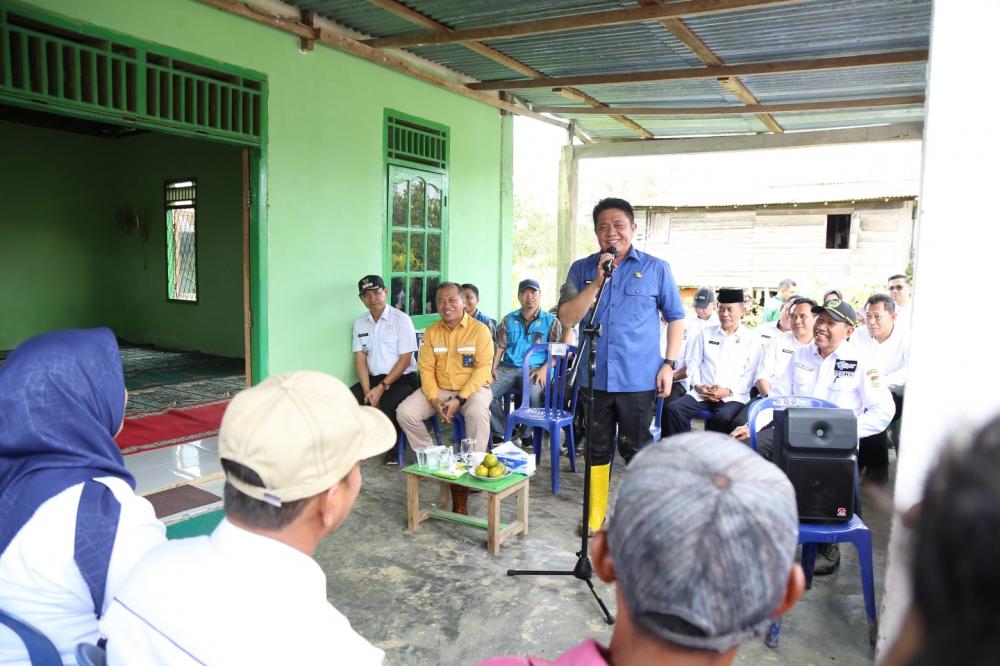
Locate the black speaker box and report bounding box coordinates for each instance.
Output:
[773,408,858,522]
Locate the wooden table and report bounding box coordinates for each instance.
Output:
[403,465,529,554]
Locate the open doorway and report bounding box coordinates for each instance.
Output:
[0,104,259,427]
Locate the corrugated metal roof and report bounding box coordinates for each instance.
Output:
[683,0,931,64]
[281,0,932,141]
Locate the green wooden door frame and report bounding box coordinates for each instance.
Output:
[0,1,269,382]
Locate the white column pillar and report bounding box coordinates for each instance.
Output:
[878,0,1000,657]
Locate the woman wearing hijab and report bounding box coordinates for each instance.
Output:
[823,289,843,304]
[0,328,165,664]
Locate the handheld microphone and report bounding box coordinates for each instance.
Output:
[601,246,618,275]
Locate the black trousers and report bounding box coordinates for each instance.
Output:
[665,394,746,436]
[655,383,687,439]
[858,392,904,471]
[585,389,655,466]
[350,373,419,438]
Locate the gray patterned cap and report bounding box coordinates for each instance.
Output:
[606,432,798,653]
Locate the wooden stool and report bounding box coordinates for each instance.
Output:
[403,465,529,555]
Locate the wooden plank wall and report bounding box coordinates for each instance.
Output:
[637,200,915,294]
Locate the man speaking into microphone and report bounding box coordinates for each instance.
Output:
[559,197,685,535]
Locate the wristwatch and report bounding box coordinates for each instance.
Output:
[663,359,677,369]
[381,381,391,391]
[455,395,467,407]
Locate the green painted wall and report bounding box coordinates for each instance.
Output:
[0,119,244,356]
[110,133,244,357]
[16,0,513,383]
[0,120,116,347]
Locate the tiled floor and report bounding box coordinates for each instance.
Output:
[126,437,223,523]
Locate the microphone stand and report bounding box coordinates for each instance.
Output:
[507,258,616,625]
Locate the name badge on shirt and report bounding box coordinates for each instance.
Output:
[834,360,858,377]
[708,340,721,346]
[532,332,544,344]
[782,348,794,354]
[358,332,369,352]
[463,354,474,367]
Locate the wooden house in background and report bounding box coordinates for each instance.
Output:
[634,195,917,303]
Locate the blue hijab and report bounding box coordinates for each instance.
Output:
[0,328,134,617]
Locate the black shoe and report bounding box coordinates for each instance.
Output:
[521,436,533,451]
[813,543,841,576]
[864,465,889,485]
[491,435,505,446]
[383,451,399,466]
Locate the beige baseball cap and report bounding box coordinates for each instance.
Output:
[219,370,395,506]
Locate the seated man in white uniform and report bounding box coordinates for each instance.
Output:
[755,297,818,398]
[732,299,894,575]
[656,287,719,432]
[101,371,393,665]
[853,293,909,482]
[666,288,761,436]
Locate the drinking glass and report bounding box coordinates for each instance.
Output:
[416,449,428,469]
[460,438,474,464]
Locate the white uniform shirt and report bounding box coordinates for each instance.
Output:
[756,330,810,386]
[685,324,762,403]
[852,325,909,395]
[662,312,718,390]
[773,339,895,438]
[754,321,783,348]
[352,305,418,376]
[101,518,385,666]
[893,303,911,332]
[0,477,165,666]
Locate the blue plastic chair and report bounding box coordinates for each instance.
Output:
[503,343,578,493]
[75,643,107,666]
[0,608,61,666]
[748,396,877,649]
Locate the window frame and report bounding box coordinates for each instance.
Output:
[164,177,200,304]
[383,110,450,330]
[825,213,852,250]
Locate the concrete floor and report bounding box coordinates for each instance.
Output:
[314,439,892,665]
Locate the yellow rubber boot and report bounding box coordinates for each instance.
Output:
[587,464,611,533]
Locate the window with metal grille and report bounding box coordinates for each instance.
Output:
[384,111,449,326]
[165,179,198,302]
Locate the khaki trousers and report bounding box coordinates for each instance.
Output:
[396,386,492,451]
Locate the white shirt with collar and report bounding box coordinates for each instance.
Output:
[100,518,385,666]
[773,339,895,438]
[852,324,909,395]
[0,477,165,666]
[685,324,762,403]
[352,305,418,376]
[662,312,718,389]
[754,321,783,348]
[756,330,811,386]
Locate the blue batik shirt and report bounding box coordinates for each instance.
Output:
[564,246,685,392]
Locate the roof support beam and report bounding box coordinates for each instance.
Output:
[534,95,926,116]
[366,0,650,139]
[572,122,923,160]
[362,0,801,49]
[468,49,929,91]
[639,2,783,132]
[194,0,569,130]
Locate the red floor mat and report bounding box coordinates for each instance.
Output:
[116,401,229,455]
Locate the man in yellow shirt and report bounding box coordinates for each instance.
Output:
[396,282,494,452]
